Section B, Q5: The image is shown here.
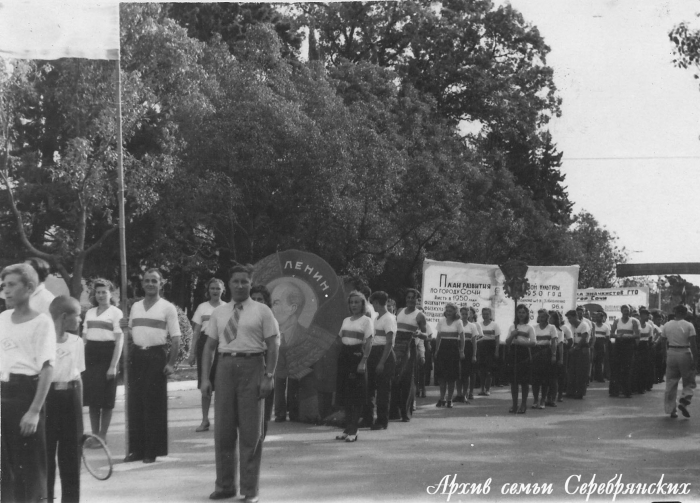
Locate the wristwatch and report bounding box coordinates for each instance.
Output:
[264,372,274,379]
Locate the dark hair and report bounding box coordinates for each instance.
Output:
[25,257,51,283]
[405,288,420,299]
[565,309,578,319]
[49,295,80,320]
[369,291,388,305]
[250,284,272,308]
[548,310,562,329]
[514,304,529,325]
[674,304,688,316]
[359,285,372,299]
[230,264,254,281]
[89,278,117,307]
[639,308,649,316]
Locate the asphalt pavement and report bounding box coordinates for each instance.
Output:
[76,380,700,503]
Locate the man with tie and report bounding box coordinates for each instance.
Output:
[201,265,279,503]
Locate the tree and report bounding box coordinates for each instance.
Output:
[570,211,628,289]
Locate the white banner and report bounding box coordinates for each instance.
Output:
[0,2,119,60]
[576,287,649,323]
[421,259,579,333]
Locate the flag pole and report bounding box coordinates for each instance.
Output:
[115,35,130,454]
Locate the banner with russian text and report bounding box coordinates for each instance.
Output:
[421,259,579,332]
[576,287,649,323]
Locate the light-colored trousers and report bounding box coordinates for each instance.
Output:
[664,348,696,414]
[214,355,265,498]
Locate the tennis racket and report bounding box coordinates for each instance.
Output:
[81,433,113,480]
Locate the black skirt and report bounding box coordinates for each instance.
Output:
[460,343,476,379]
[436,339,461,381]
[336,344,368,407]
[531,345,553,384]
[83,340,118,409]
[507,344,532,384]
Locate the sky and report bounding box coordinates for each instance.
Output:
[500,0,700,285]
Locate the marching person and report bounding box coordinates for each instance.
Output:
[506,304,536,414]
[652,310,667,384]
[455,307,479,403]
[635,308,655,393]
[82,279,123,446]
[0,263,56,503]
[610,305,640,398]
[335,291,373,442]
[391,289,426,422]
[188,278,226,433]
[592,310,610,383]
[547,310,571,405]
[566,309,591,399]
[660,305,697,418]
[433,303,465,408]
[25,257,56,316]
[200,265,279,502]
[531,309,557,409]
[120,269,181,464]
[46,296,85,503]
[477,307,500,396]
[365,291,396,430]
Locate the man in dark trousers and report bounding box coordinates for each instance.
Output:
[201,265,279,503]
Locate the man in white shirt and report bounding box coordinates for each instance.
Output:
[25,257,56,316]
[660,305,697,418]
[201,265,279,503]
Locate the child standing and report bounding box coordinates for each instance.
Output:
[46,296,85,503]
[0,263,56,503]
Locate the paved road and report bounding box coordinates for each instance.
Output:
[76,381,700,503]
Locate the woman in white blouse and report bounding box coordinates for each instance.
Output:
[82,278,123,444]
[434,303,465,408]
[506,304,536,414]
[335,291,373,442]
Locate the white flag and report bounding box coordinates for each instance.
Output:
[0,1,119,60]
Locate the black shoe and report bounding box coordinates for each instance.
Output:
[678,403,690,418]
[143,457,156,464]
[453,395,465,403]
[401,416,410,422]
[209,490,237,500]
[370,423,387,430]
[123,453,143,463]
[446,401,453,408]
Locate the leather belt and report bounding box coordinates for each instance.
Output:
[669,345,690,349]
[52,380,79,390]
[219,352,264,358]
[135,344,165,350]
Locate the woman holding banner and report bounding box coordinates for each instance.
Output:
[433,303,465,408]
[336,291,373,442]
[506,305,536,414]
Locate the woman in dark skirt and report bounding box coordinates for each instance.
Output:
[547,310,571,405]
[434,303,465,408]
[83,278,123,444]
[531,309,558,409]
[506,304,536,414]
[187,278,225,432]
[455,307,479,403]
[336,291,373,442]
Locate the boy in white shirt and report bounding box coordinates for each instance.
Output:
[46,296,85,503]
[0,263,56,502]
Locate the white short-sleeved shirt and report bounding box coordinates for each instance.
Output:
[83,305,123,342]
[661,320,697,350]
[373,312,397,346]
[129,298,181,347]
[28,283,56,316]
[0,311,56,380]
[572,321,590,344]
[639,321,654,341]
[463,321,481,340]
[534,324,558,345]
[208,297,279,353]
[479,321,501,341]
[192,301,226,335]
[339,315,373,346]
[593,323,611,340]
[556,325,573,343]
[508,324,536,343]
[436,318,464,341]
[52,333,85,382]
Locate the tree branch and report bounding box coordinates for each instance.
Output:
[82,225,117,256]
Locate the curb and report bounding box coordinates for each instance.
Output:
[116,379,198,397]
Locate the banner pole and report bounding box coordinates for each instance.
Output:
[115,49,130,456]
